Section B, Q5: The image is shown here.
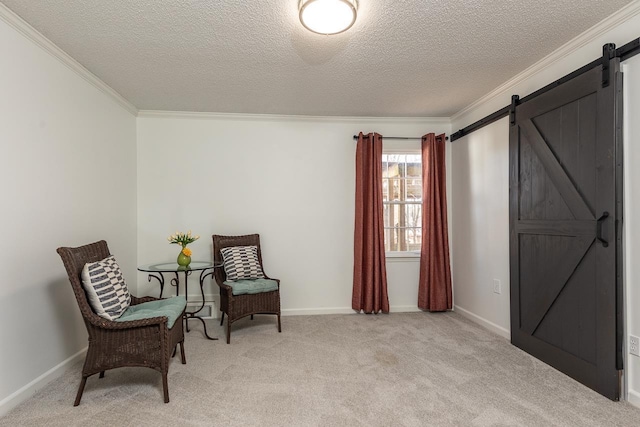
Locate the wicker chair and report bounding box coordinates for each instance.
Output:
[212,234,282,343]
[56,240,186,406]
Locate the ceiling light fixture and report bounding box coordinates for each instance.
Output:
[299,0,358,35]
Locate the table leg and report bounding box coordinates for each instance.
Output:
[147,273,165,298]
[171,272,180,297]
[183,268,218,340]
[184,270,191,333]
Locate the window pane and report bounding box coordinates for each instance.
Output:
[390,179,401,200]
[406,179,422,201]
[387,161,400,178]
[382,179,389,201]
[392,203,399,227]
[404,204,422,228]
[383,203,390,228]
[389,228,400,251]
[404,228,422,251]
[382,160,388,178]
[398,156,406,178]
[406,154,421,164]
[387,203,421,228]
[384,225,422,252]
[385,229,391,252]
[407,155,421,177]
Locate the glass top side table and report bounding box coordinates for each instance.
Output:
[137,261,223,340]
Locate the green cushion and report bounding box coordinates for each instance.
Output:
[115,296,186,328]
[224,278,279,296]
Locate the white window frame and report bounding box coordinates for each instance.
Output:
[382,148,422,259]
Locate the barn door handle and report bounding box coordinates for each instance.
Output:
[596,212,609,247]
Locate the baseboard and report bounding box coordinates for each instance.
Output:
[0,347,87,417]
[282,307,355,316]
[628,389,640,408]
[389,305,423,313]
[281,305,423,316]
[454,305,510,339]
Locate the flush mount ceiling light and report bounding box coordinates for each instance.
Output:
[299,0,358,35]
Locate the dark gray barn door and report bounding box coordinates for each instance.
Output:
[509,60,622,400]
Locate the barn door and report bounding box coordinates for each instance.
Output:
[509,58,623,400]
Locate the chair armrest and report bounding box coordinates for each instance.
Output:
[217,281,233,293]
[91,315,169,330]
[104,316,169,330]
[83,299,172,330]
[264,276,281,287]
[131,295,159,305]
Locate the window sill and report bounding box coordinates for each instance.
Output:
[385,251,421,262]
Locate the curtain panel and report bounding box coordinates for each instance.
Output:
[352,132,389,314]
[418,133,452,311]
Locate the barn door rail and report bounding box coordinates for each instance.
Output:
[450,36,640,142]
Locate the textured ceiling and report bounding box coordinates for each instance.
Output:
[1,0,634,117]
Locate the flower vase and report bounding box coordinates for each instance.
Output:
[177,250,191,267]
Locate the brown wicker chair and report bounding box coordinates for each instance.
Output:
[57,240,186,406]
[213,234,281,343]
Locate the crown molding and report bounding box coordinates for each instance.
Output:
[450,0,640,123]
[0,3,138,116]
[137,109,451,124]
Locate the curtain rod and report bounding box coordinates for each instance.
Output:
[352,135,449,141]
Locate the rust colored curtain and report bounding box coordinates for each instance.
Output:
[418,133,452,311]
[352,132,389,314]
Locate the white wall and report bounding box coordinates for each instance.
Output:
[0,13,137,413]
[450,118,510,337]
[450,4,640,403]
[136,114,450,314]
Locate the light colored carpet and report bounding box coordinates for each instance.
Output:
[2,312,640,426]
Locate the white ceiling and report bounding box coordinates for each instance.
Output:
[1,0,634,117]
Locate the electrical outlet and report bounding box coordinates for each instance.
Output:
[630,335,640,357]
[493,279,501,294]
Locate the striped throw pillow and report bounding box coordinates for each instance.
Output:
[221,245,265,281]
[81,255,131,320]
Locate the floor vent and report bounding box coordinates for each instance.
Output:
[187,302,215,319]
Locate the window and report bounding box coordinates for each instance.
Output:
[382,153,422,253]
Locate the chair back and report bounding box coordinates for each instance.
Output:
[212,234,265,285]
[57,240,111,327]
